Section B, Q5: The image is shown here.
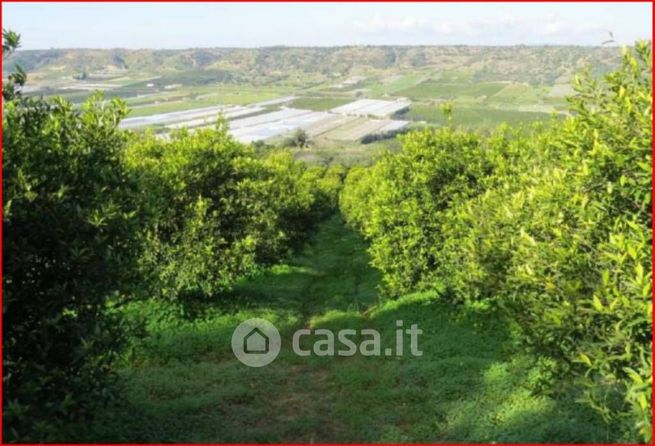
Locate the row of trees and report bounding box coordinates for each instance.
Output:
[3,33,345,440]
[340,42,652,441]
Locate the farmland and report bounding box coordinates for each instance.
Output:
[118,97,411,145]
[6,45,622,163]
[398,104,557,129]
[396,81,508,99]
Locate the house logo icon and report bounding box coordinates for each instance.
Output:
[244,327,269,354]
[231,318,281,367]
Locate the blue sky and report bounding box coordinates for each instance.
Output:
[3,2,652,49]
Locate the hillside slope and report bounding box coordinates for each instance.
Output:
[6,45,620,86]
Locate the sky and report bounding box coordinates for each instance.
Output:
[3,2,652,50]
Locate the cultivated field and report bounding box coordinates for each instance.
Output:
[118,96,411,144]
[7,45,619,160]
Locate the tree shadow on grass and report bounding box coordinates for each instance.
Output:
[305,292,623,443]
[90,291,621,443]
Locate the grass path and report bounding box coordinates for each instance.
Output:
[92,216,619,443]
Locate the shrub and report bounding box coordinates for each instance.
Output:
[340,42,652,440]
[3,94,142,441]
[125,126,340,302]
[341,128,492,295]
[283,129,310,148]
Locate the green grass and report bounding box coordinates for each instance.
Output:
[549,83,575,98]
[290,137,403,167]
[124,70,234,89]
[126,87,290,117]
[366,74,424,97]
[89,216,621,443]
[127,99,217,117]
[124,92,190,106]
[487,83,542,104]
[400,104,557,129]
[396,81,508,100]
[434,69,476,82]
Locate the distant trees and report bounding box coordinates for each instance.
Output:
[112,53,128,69]
[284,129,311,148]
[360,128,408,144]
[410,51,428,68]
[73,70,88,80]
[440,101,454,126]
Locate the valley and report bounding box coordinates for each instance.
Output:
[6,45,619,164]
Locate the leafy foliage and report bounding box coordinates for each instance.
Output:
[340,42,652,441]
[341,128,493,294]
[124,126,341,303]
[2,29,26,101]
[3,107,344,440]
[2,92,143,441]
[2,29,346,439]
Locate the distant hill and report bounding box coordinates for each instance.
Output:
[5,46,621,86]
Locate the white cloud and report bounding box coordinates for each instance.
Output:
[538,14,566,36]
[353,14,612,43]
[536,14,609,40]
[432,22,454,35]
[355,14,526,35]
[354,16,429,33]
[396,17,429,32]
[472,15,521,29]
